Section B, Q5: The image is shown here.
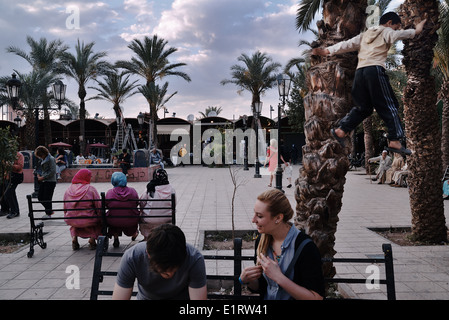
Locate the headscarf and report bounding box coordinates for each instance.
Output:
[146,169,169,196]
[111,171,127,187]
[72,169,92,184]
[153,168,169,185]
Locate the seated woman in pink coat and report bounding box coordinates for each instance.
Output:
[105,172,140,248]
[64,169,102,250]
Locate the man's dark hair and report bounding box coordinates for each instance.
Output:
[379,12,401,25]
[146,224,187,271]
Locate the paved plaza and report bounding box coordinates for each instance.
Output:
[0,164,449,300]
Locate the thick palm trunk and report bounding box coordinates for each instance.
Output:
[295,0,367,279]
[441,81,449,172]
[399,0,447,243]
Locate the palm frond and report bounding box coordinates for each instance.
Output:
[296,0,322,33]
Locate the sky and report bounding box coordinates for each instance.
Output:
[0,0,404,122]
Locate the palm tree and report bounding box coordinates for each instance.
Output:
[434,0,449,172]
[399,0,447,243]
[6,36,68,146]
[59,39,112,153]
[294,0,367,280]
[138,81,177,146]
[116,35,191,148]
[88,70,139,119]
[198,106,223,118]
[221,51,281,107]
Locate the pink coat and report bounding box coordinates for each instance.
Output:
[105,186,140,228]
[64,184,102,228]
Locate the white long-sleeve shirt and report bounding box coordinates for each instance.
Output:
[326,26,416,69]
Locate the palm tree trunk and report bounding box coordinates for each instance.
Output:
[399,0,447,243]
[43,101,52,147]
[25,108,36,150]
[363,117,375,173]
[440,81,449,172]
[150,102,158,149]
[79,85,87,154]
[295,0,367,279]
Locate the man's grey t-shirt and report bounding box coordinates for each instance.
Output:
[116,242,206,300]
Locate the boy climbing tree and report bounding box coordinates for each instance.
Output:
[312,12,426,157]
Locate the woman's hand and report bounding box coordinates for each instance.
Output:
[258,253,285,284]
[240,265,263,284]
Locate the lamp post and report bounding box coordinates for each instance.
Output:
[253,101,262,178]
[275,74,291,191]
[13,115,21,136]
[6,73,21,110]
[242,114,248,170]
[137,112,144,129]
[137,112,146,149]
[52,80,67,110]
[6,74,22,135]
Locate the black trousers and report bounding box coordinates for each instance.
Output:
[38,181,56,215]
[0,173,23,215]
[339,66,404,141]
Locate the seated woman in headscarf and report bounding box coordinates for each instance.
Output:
[105,172,140,248]
[139,169,176,240]
[63,169,102,250]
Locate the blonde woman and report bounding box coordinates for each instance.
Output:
[240,189,324,300]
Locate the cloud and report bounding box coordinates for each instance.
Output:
[0,0,313,121]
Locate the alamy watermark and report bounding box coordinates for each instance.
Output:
[66,5,80,30]
[168,125,278,168]
[65,265,80,290]
[365,265,381,290]
[366,5,380,28]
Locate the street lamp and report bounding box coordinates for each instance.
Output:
[253,101,263,178]
[137,112,144,128]
[6,73,21,110]
[275,73,291,191]
[52,80,66,109]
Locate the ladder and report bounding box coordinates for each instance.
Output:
[113,122,138,152]
[122,123,138,151]
[113,121,126,151]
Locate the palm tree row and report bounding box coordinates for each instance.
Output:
[4,34,188,151]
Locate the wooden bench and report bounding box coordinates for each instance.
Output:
[26,192,176,258]
[89,237,396,300]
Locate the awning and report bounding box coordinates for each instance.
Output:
[157,124,191,135]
